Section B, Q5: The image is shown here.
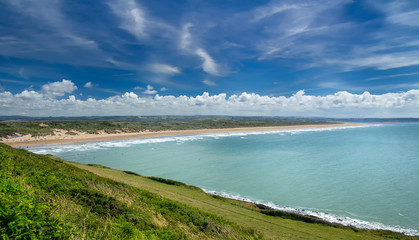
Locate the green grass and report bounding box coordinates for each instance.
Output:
[0,119,334,138]
[1,143,417,239]
[0,144,263,239]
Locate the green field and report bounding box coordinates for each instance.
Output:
[0,143,416,239]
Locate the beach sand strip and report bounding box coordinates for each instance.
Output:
[2,123,359,147]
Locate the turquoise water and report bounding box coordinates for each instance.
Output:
[30,123,419,235]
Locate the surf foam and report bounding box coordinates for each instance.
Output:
[202,189,418,236]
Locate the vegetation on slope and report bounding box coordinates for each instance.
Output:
[0,119,332,138]
[0,143,262,239]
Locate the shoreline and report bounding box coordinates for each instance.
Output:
[203,190,418,236]
[2,123,359,147]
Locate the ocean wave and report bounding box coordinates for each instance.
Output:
[29,124,373,154]
[202,189,418,236]
[28,135,207,154]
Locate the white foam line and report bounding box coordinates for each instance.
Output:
[28,124,374,154]
[202,189,418,236]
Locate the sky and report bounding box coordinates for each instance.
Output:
[0,0,419,117]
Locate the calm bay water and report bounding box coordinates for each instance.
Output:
[29,123,419,235]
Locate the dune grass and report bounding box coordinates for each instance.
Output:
[0,119,332,138]
[1,143,417,239]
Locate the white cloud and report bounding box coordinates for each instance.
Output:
[134,86,143,90]
[143,85,157,95]
[251,4,300,22]
[15,90,44,99]
[6,0,97,50]
[372,1,419,27]
[41,79,78,97]
[108,0,176,41]
[18,68,28,79]
[202,79,216,86]
[67,35,97,49]
[240,0,418,72]
[388,10,419,26]
[84,82,93,88]
[178,23,227,76]
[196,48,221,76]
[109,0,147,39]
[249,0,353,62]
[160,87,168,91]
[147,63,181,75]
[332,1,419,71]
[340,51,419,70]
[108,2,226,76]
[181,23,193,49]
[1,88,419,117]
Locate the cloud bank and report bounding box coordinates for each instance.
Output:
[1,80,418,118]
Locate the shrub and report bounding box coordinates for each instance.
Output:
[0,168,73,239]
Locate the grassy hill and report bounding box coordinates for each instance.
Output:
[0,143,417,239]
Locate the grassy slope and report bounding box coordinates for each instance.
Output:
[72,163,417,240]
[1,143,416,239]
[0,144,262,239]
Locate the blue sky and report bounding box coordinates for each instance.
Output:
[1,0,419,117]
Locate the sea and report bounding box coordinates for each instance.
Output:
[28,123,419,236]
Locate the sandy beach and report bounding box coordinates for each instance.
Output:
[1,123,359,147]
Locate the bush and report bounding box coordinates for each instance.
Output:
[0,168,73,239]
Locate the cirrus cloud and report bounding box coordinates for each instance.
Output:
[202,79,217,86]
[146,63,181,75]
[196,48,221,76]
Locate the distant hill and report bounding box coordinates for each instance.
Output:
[1,115,418,122]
